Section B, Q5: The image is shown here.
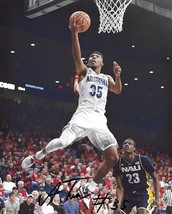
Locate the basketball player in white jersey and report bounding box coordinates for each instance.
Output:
[22,16,122,193]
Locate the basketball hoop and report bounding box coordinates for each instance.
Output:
[94,0,132,33]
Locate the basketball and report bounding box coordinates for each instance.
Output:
[69,11,91,33]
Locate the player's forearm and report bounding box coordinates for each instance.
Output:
[116,187,124,208]
[113,76,122,94]
[71,32,82,65]
[154,179,160,201]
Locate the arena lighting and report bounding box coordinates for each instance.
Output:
[25,84,44,90]
[18,87,26,91]
[0,81,15,90]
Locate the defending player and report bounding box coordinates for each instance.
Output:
[22,15,122,193]
[113,138,160,214]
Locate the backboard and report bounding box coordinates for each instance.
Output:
[25,0,80,18]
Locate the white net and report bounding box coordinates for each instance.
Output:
[94,0,132,33]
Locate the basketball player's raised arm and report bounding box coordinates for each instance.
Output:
[108,61,122,94]
[69,19,87,75]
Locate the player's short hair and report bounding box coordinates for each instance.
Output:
[90,51,103,60]
[123,138,136,147]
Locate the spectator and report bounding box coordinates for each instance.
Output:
[0,183,5,199]
[11,187,23,204]
[4,192,20,214]
[49,165,58,178]
[51,194,64,214]
[38,187,47,204]
[0,196,5,213]
[163,184,172,214]
[19,194,35,214]
[2,174,16,198]
[103,174,111,190]
[108,189,117,214]
[95,199,110,214]
[30,168,40,182]
[63,198,79,214]
[53,175,61,186]
[31,190,42,214]
[59,183,69,204]
[70,169,80,180]
[43,177,56,195]
[41,195,57,214]
[38,168,49,186]
[6,163,16,182]
[17,180,28,200]
[78,194,96,214]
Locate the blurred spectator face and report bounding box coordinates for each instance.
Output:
[94,187,99,195]
[69,198,74,204]
[27,196,34,204]
[32,191,39,200]
[6,174,12,182]
[53,194,60,204]
[43,162,48,167]
[42,168,48,175]
[46,177,52,184]
[9,163,14,168]
[39,189,46,197]
[18,181,24,188]
[108,171,113,177]
[63,183,68,190]
[9,193,16,202]
[161,176,166,181]
[98,183,103,190]
[58,172,63,178]
[33,168,39,173]
[12,187,18,194]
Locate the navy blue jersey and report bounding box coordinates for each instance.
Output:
[113,154,155,195]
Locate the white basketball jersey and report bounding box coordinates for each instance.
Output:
[77,67,109,113]
[66,68,117,148]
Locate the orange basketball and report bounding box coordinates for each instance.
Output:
[69,11,91,33]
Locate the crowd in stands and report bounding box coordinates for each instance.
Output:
[0,96,172,213]
[0,128,171,213]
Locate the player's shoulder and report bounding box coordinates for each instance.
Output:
[138,154,153,167]
[139,154,150,161]
[103,73,112,79]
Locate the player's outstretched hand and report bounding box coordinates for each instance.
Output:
[69,16,82,34]
[113,61,122,77]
